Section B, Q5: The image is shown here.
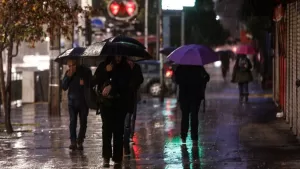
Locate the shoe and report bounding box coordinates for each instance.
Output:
[192,140,198,146]
[114,161,122,167]
[69,142,77,150]
[103,158,110,168]
[239,96,243,103]
[182,138,186,144]
[245,95,249,103]
[77,139,84,150]
[124,148,130,156]
[77,143,83,150]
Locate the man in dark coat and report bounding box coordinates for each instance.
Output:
[175,65,210,144]
[62,59,93,150]
[124,60,144,155]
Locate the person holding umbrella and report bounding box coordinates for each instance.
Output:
[93,55,132,167]
[231,45,255,103]
[124,59,144,155]
[167,45,217,144]
[61,59,93,150]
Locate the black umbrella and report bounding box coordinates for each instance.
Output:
[54,47,86,65]
[103,35,146,49]
[81,41,152,63]
[160,47,177,55]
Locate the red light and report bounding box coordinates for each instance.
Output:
[125,2,136,16]
[109,2,120,15]
[165,70,173,77]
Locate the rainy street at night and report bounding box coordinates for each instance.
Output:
[1,65,300,169]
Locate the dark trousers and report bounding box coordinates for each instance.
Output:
[124,107,137,151]
[124,93,138,152]
[238,82,249,96]
[221,66,229,78]
[101,105,126,162]
[68,99,88,143]
[180,100,201,140]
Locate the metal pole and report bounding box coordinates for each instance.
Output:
[144,0,148,49]
[181,10,185,46]
[157,0,164,104]
[156,1,160,61]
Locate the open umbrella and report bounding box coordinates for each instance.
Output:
[103,35,146,49]
[54,47,86,65]
[81,41,152,63]
[167,44,219,65]
[236,44,256,55]
[160,47,177,55]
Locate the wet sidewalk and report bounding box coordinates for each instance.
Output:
[0,67,300,169]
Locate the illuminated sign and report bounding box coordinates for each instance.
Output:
[162,0,195,10]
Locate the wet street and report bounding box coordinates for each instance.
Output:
[1,65,300,169]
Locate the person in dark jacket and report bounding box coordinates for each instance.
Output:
[219,51,231,79]
[62,59,93,150]
[93,55,132,167]
[124,59,144,155]
[231,54,253,103]
[175,65,210,144]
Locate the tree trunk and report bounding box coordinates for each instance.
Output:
[5,53,13,134]
[0,52,12,134]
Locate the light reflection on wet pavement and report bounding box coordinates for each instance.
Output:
[0,66,300,169]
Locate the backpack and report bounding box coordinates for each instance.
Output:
[238,57,249,71]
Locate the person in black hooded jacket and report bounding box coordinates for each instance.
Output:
[93,55,132,167]
[175,65,210,144]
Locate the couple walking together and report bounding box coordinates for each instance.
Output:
[62,55,143,167]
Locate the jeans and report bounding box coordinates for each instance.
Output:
[68,99,88,143]
[238,82,249,96]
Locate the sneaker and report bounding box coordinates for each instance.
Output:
[103,158,110,168]
[69,143,77,150]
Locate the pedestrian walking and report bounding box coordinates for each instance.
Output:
[174,65,210,144]
[124,59,144,155]
[231,54,253,103]
[93,55,132,167]
[219,51,231,80]
[62,59,93,150]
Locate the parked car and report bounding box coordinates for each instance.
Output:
[137,60,176,97]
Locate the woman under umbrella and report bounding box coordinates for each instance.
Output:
[93,55,132,168]
[168,45,217,144]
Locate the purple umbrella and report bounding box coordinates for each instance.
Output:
[167,44,219,65]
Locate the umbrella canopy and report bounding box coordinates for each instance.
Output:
[167,44,219,66]
[236,44,256,55]
[103,35,146,49]
[81,41,152,63]
[54,47,86,65]
[160,47,177,55]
